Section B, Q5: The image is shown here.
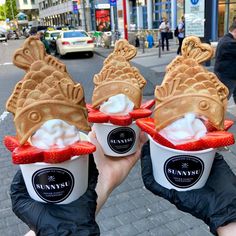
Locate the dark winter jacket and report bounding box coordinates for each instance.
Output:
[214,33,236,81]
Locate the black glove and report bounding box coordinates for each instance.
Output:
[10,155,100,236]
[141,141,236,235]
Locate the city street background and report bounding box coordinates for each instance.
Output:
[1,39,236,236]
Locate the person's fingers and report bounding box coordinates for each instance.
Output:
[88,131,105,166]
[139,131,148,146]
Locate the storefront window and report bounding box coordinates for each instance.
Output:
[153,0,171,28]
[229,1,236,23]
[218,0,236,37]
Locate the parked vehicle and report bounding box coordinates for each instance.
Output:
[29,26,52,35]
[0,32,7,42]
[56,30,94,57]
[7,30,19,40]
[45,30,61,42]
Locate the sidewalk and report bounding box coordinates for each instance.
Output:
[94,42,236,236]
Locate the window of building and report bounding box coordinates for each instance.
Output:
[23,0,28,4]
[31,0,35,4]
[153,0,171,28]
[218,0,236,37]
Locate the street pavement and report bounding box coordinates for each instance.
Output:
[0,39,236,236]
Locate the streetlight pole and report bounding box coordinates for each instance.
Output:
[122,0,128,40]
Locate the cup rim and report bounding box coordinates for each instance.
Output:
[148,134,214,154]
[23,132,89,166]
[94,121,136,127]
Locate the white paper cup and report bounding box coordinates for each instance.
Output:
[148,135,216,191]
[20,132,89,204]
[93,122,140,157]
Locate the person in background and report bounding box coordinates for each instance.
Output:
[36,31,51,54]
[214,22,236,102]
[135,35,140,48]
[146,32,154,48]
[159,17,170,51]
[231,16,236,104]
[177,16,185,55]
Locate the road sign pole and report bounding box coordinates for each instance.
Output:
[122,0,128,40]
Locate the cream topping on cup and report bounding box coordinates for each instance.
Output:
[159,113,207,145]
[99,94,134,116]
[31,119,80,149]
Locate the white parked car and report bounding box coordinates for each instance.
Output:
[0,32,7,42]
[56,30,94,57]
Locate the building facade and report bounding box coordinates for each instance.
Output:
[16,0,39,23]
[36,0,236,40]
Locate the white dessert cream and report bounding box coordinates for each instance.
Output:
[31,119,80,149]
[159,113,207,145]
[99,93,134,116]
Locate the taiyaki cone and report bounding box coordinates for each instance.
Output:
[92,39,146,109]
[154,71,229,131]
[7,37,91,145]
[13,36,69,78]
[104,39,137,65]
[154,94,225,131]
[164,36,213,84]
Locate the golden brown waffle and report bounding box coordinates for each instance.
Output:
[6,36,90,145]
[163,36,213,84]
[153,36,229,131]
[92,39,146,108]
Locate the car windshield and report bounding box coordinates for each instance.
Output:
[51,32,60,38]
[63,31,88,38]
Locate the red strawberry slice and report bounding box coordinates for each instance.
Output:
[136,117,157,137]
[4,136,20,152]
[109,115,132,126]
[43,147,72,163]
[12,146,43,164]
[224,120,234,131]
[201,131,235,149]
[88,111,109,123]
[203,120,217,132]
[175,139,203,151]
[153,132,176,149]
[129,108,152,119]
[141,99,155,109]
[204,119,234,132]
[70,141,96,156]
[86,103,97,113]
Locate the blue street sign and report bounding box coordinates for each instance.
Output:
[110,0,116,6]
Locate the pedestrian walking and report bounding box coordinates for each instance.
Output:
[177,16,185,55]
[159,17,170,51]
[214,22,236,102]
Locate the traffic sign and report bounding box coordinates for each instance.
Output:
[110,0,116,7]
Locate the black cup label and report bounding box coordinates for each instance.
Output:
[164,155,204,188]
[32,167,74,203]
[107,127,136,154]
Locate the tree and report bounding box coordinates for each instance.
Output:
[0,5,6,20]
[5,0,18,20]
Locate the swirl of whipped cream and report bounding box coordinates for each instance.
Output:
[31,119,80,149]
[159,113,207,145]
[99,94,134,116]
